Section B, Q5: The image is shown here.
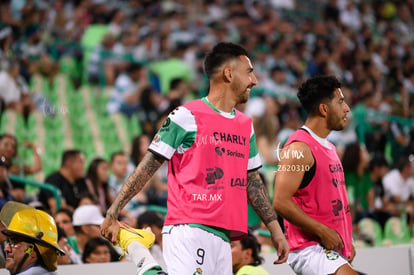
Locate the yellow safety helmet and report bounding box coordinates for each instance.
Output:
[0,201,32,228]
[2,206,65,271]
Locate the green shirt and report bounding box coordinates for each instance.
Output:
[67,235,81,254]
[345,171,373,210]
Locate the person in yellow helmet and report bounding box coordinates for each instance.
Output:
[0,201,65,275]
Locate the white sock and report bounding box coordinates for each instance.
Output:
[127,242,159,275]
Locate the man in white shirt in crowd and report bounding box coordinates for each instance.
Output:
[383,153,414,228]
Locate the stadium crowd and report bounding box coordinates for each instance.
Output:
[0,0,414,270]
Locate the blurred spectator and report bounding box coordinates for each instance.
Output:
[87,32,127,87]
[158,77,190,115]
[231,231,269,275]
[137,210,164,248]
[82,237,112,264]
[136,210,166,270]
[85,157,113,213]
[0,134,17,172]
[259,66,296,100]
[107,8,125,38]
[57,226,73,265]
[38,149,89,214]
[0,154,13,209]
[106,63,150,117]
[130,134,151,169]
[403,68,414,95]
[323,0,340,24]
[130,134,168,207]
[0,58,34,116]
[352,90,388,154]
[383,153,414,228]
[3,135,42,178]
[132,32,160,63]
[77,192,99,207]
[0,22,13,57]
[0,133,42,202]
[63,2,89,43]
[108,151,143,220]
[112,29,136,66]
[342,142,373,223]
[388,90,411,161]
[16,24,59,84]
[369,153,393,228]
[108,151,129,199]
[276,107,302,145]
[44,0,69,40]
[339,0,362,31]
[254,96,280,166]
[67,204,105,264]
[54,207,75,237]
[137,86,162,136]
[149,46,193,96]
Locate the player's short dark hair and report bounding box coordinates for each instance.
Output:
[297,75,341,116]
[204,42,248,79]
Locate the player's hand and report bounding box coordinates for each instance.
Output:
[100,215,120,245]
[319,226,344,251]
[271,234,289,264]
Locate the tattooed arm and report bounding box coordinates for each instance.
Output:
[101,151,165,244]
[246,170,277,225]
[246,169,289,263]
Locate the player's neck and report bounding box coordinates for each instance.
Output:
[206,88,236,113]
[304,118,330,138]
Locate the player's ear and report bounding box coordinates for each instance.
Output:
[223,66,232,83]
[319,103,328,117]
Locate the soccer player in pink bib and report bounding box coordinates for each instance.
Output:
[101,42,288,275]
[273,75,357,275]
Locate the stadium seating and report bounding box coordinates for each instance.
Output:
[358,218,383,247]
[383,217,411,246]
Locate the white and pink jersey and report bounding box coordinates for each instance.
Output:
[284,128,353,257]
[150,98,260,240]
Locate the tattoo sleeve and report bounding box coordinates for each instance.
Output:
[107,151,165,219]
[246,170,277,225]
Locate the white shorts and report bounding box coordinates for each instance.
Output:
[162,224,232,275]
[288,244,350,275]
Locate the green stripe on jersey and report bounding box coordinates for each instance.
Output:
[150,106,197,159]
[158,119,196,150]
[249,131,259,159]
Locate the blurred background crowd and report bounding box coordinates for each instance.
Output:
[0,0,414,267]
